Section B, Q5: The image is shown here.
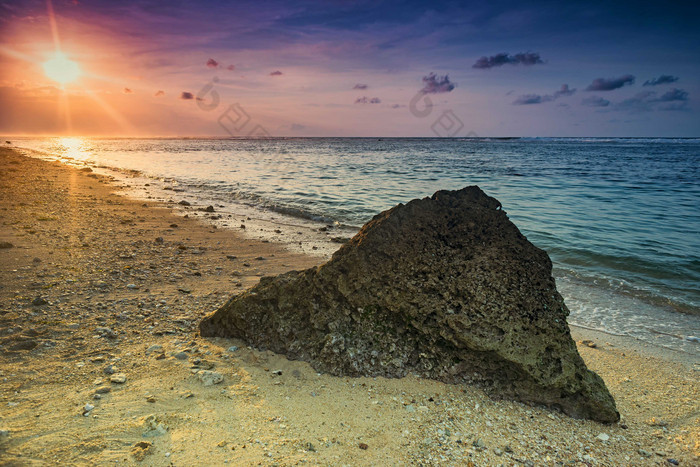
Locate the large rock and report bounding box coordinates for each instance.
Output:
[200,186,619,422]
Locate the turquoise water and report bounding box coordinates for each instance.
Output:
[12,137,700,354]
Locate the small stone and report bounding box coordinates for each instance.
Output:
[0,429,9,438]
[638,449,652,458]
[473,438,486,449]
[146,344,163,355]
[31,296,48,306]
[358,443,368,450]
[142,414,168,437]
[95,386,112,394]
[685,335,700,343]
[83,403,95,416]
[667,459,679,465]
[197,370,224,386]
[306,442,316,452]
[493,448,503,456]
[596,433,610,442]
[169,223,178,228]
[173,351,189,360]
[103,364,118,375]
[146,395,157,403]
[110,374,127,384]
[126,284,138,290]
[227,346,239,352]
[205,205,215,212]
[93,394,102,400]
[647,417,669,427]
[178,200,191,206]
[581,340,597,348]
[155,237,164,244]
[177,288,191,294]
[226,255,237,260]
[0,242,14,249]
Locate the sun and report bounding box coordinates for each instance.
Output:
[43,52,81,85]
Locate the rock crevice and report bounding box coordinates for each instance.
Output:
[200,186,619,422]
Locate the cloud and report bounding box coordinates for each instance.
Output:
[226,64,235,71]
[206,58,219,69]
[585,75,635,91]
[290,123,306,131]
[391,104,404,109]
[612,89,689,112]
[656,88,688,102]
[353,84,368,90]
[355,96,381,104]
[420,73,455,94]
[553,84,576,98]
[513,94,551,105]
[180,91,194,100]
[269,70,283,76]
[512,84,575,105]
[123,88,133,94]
[643,75,679,86]
[154,90,165,97]
[581,96,610,107]
[472,52,544,69]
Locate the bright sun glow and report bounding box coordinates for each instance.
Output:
[43,52,81,84]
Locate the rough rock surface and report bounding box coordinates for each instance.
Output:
[200,186,619,422]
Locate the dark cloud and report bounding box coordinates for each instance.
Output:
[353,84,368,90]
[656,88,688,102]
[391,104,404,109]
[513,94,551,105]
[154,90,165,97]
[355,96,381,104]
[269,70,283,76]
[206,58,219,68]
[553,84,576,98]
[472,52,544,69]
[612,88,689,112]
[643,75,679,86]
[581,96,610,107]
[180,91,194,100]
[226,64,235,71]
[420,73,455,94]
[512,84,575,105]
[123,88,133,94]
[585,75,635,91]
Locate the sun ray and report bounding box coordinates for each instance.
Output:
[85,90,136,134]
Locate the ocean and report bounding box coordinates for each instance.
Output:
[11,136,700,355]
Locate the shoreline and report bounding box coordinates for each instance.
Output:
[0,148,698,465]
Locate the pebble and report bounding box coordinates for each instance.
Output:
[142,415,168,437]
[110,374,127,384]
[103,364,118,375]
[83,403,95,416]
[596,433,610,442]
[358,443,369,450]
[95,386,112,394]
[685,335,700,343]
[0,242,14,249]
[0,429,9,438]
[155,237,164,244]
[197,370,224,386]
[31,296,48,306]
[126,284,138,290]
[173,351,189,360]
[227,346,239,352]
[146,344,163,355]
[178,200,191,206]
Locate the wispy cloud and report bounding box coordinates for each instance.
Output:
[614,88,689,112]
[123,87,133,94]
[355,96,381,104]
[226,64,235,71]
[206,58,219,69]
[512,84,575,105]
[581,96,610,107]
[154,90,165,97]
[420,73,455,94]
[269,70,283,76]
[643,75,679,86]
[353,84,368,90]
[657,88,688,102]
[585,75,635,91]
[180,91,194,100]
[473,52,544,69]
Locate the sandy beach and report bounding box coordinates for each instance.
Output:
[0,147,697,466]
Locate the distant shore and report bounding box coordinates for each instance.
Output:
[0,147,697,465]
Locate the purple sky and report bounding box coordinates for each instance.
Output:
[0,0,698,136]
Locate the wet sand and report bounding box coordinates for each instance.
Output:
[0,147,697,466]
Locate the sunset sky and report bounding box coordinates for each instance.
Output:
[1,0,698,137]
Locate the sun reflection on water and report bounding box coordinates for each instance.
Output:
[55,137,89,161]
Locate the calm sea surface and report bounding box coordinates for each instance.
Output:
[12,137,700,355]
